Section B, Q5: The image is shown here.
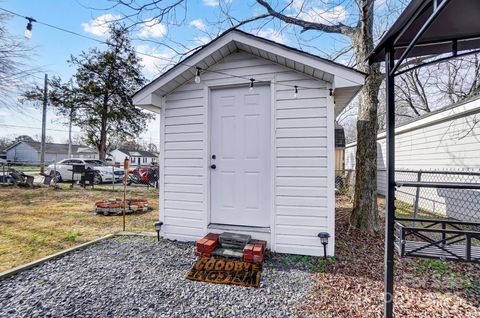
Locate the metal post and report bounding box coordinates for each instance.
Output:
[123,157,130,232]
[40,74,48,174]
[384,47,396,318]
[413,170,422,226]
[68,109,73,158]
[441,223,446,247]
[54,155,57,187]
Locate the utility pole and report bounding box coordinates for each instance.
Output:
[40,74,48,174]
[68,109,73,158]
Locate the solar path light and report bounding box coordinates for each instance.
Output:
[317,232,330,260]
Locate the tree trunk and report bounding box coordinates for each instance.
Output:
[98,96,109,160]
[350,1,382,233]
[99,123,107,160]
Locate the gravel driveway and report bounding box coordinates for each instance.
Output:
[0,236,314,317]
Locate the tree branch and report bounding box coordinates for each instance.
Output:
[255,0,356,36]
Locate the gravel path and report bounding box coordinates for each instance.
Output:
[0,236,314,318]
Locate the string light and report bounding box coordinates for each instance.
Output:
[294,85,298,98]
[0,6,325,92]
[24,17,35,39]
[194,67,201,84]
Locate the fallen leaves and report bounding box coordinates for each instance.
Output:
[300,195,480,318]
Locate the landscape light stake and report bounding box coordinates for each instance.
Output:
[154,221,163,242]
[318,232,330,260]
[123,157,130,232]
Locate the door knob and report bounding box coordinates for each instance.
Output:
[210,164,216,169]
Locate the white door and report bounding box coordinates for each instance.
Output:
[210,84,271,227]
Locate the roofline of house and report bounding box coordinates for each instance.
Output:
[3,141,97,154]
[113,148,157,158]
[345,94,480,148]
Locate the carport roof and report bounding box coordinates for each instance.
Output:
[368,0,480,64]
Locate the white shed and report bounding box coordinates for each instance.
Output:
[134,30,364,256]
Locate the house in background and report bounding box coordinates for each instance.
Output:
[344,95,480,221]
[0,148,6,160]
[110,148,157,166]
[4,141,98,164]
[334,123,346,173]
[133,29,364,257]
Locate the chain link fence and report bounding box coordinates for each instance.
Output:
[336,168,480,224]
[0,159,159,190]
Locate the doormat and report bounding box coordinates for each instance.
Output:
[186,257,262,288]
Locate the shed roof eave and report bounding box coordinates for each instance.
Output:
[132,30,365,105]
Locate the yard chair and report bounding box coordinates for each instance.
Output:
[8,168,34,187]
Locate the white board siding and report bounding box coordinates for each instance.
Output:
[162,84,206,239]
[345,97,480,221]
[160,50,334,256]
[273,57,332,255]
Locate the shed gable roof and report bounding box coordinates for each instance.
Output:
[133,29,365,114]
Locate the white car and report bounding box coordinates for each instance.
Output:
[46,159,124,184]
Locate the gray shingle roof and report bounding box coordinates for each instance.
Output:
[117,148,156,158]
[8,141,96,154]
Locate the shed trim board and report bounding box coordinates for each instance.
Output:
[133,29,364,117]
[136,30,364,256]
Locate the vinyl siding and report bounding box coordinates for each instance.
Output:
[345,97,480,221]
[162,83,206,240]
[161,50,334,255]
[6,143,38,163]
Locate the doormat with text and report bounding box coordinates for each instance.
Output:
[186,257,262,288]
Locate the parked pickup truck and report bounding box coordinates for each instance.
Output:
[46,159,124,184]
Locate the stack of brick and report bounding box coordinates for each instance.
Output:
[195,233,220,258]
[243,239,267,264]
[94,197,150,215]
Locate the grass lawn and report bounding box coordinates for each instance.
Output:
[0,184,158,272]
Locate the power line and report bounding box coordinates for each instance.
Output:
[0,6,324,92]
[0,123,161,142]
[0,123,81,133]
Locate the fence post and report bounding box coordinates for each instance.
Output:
[54,154,57,187]
[412,170,422,226]
[441,222,446,247]
[112,165,115,191]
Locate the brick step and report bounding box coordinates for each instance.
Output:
[219,232,251,249]
[195,233,267,264]
[243,239,267,264]
[212,247,244,259]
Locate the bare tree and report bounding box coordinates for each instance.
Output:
[106,0,414,233]
[32,134,54,143]
[434,54,480,104]
[0,13,37,108]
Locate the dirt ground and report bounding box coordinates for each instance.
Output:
[0,184,158,272]
[300,195,480,318]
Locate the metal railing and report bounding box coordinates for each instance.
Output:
[336,168,480,223]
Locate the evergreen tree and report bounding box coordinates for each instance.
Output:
[24,25,153,159]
